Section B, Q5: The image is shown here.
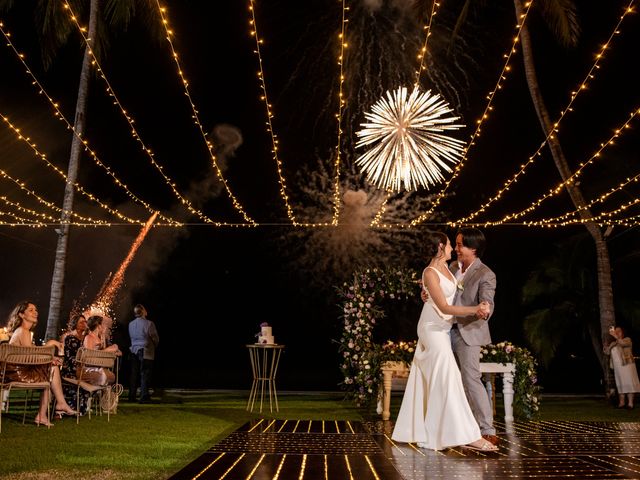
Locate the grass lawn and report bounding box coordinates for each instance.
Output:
[0,390,638,479]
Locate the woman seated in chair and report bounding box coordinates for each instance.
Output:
[61,313,89,415]
[80,315,121,386]
[6,301,77,426]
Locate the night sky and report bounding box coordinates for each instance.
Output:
[1,0,639,393]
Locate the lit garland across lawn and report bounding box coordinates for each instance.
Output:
[337,267,419,406]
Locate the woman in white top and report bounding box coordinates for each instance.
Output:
[80,315,121,385]
[392,231,497,451]
[605,326,640,409]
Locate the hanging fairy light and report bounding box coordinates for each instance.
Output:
[355,86,465,192]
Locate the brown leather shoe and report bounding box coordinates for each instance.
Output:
[482,434,499,446]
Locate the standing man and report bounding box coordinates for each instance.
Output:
[128,304,160,403]
[450,228,498,446]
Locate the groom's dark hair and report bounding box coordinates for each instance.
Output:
[458,228,486,258]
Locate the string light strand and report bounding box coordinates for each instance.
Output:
[452,1,637,225]
[155,2,256,225]
[408,0,535,227]
[0,21,181,226]
[247,0,300,225]
[414,0,441,87]
[331,0,350,225]
[63,1,226,226]
[491,107,640,226]
[1,113,142,225]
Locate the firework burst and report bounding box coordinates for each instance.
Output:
[355,86,465,192]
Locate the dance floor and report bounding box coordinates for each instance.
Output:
[168,419,640,479]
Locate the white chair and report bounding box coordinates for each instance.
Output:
[0,343,55,433]
[63,347,121,424]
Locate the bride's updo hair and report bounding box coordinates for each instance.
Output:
[425,230,449,261]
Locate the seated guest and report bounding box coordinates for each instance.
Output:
[61,313,89,415]
[6,301,77,426]
[80,315,121,385]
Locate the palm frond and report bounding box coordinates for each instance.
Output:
[538,0,580,48]
[523,308,560,365]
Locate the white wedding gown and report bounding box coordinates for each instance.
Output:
[391,267,481,450]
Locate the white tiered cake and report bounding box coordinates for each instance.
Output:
[258,325,275,344]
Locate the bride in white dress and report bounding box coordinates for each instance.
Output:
[392,231,497,452]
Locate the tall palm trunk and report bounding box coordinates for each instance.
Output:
[514,0,615,391]
[45,0,99,340]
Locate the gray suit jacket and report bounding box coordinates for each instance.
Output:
[450,258,496,346]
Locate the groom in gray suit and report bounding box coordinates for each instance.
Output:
[450,228,498,445]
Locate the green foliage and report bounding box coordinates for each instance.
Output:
[337,267,419,406]
[521,235,600,366]
[481,341,541,420]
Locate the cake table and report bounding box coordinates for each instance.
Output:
[245,343,285,413]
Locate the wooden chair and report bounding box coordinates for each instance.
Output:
[0,343,55,433]
[63,347,120,424]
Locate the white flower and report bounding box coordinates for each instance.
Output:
[457,281,464,291]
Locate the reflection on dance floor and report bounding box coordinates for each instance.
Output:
[169,419,640,479]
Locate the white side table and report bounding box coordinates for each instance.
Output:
[379,361,515,422]
[480,362,516,422]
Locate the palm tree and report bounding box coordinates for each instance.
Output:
[512,0,616,389]
[0,0,160,339]
[441,0,616,389]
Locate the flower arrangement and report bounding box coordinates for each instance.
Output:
[337,267,419,406]
[480,341,540,419]
[377,340,416,366]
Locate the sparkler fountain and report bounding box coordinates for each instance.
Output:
[92,212,158,317]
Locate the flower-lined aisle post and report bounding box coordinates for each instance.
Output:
[481,341,541,419]
[337,267,418,406]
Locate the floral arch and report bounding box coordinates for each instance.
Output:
[337,267,418,406]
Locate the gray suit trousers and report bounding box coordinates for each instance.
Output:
[451,328,495,435]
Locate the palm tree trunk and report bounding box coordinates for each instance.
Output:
[45,0,99,340]
[513,0,615,392]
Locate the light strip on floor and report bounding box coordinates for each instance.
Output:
[272,454,287,480]
[218,453,245,480]
[191,452,225,479]
[244,454,265,480]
